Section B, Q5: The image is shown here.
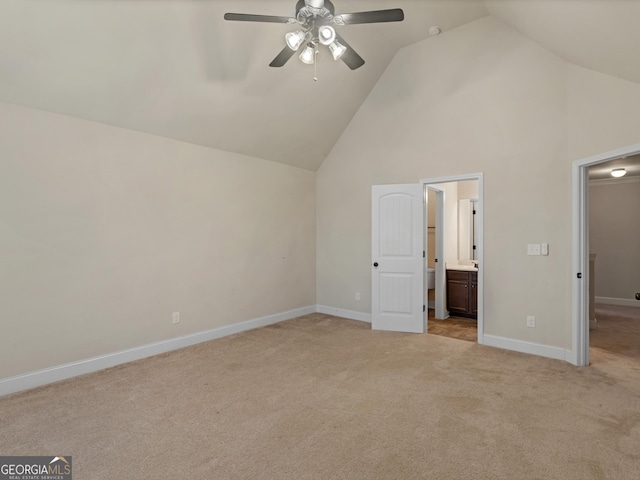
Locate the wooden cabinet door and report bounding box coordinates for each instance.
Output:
[470,272,478,316]
[447,270,478,318]
[447,271,469,316]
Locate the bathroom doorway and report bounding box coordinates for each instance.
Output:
[422,173,484,344]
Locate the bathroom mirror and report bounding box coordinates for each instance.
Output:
[458,199,477,261]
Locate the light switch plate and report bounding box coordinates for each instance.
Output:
[541,243,549,256]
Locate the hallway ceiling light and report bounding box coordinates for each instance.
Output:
[611,168,627,177]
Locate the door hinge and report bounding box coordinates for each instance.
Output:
[435,258,438,263]
[577,273,582,279]
[423,305,426,312]
[423,250,425,258]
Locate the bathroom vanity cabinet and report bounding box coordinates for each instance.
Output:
[446,270,478,319]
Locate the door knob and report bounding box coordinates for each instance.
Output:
[373,262,379,267]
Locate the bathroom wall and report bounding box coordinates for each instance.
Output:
[589,178,640,304]
[434,182,459,265]
[428,180,478,268]
[427,189,437,269]
[456,180,479,262]
[458,180,479,200]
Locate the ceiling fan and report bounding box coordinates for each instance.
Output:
[224,0,404,71]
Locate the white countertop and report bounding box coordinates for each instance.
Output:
[446,264,478,272]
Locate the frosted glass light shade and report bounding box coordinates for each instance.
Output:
[329,40,347,60]
[318,25,336,46]
[611,168,626,177]
[299,44,315,64]
[285,30,306,51]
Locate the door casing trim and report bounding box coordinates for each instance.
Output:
[420,173,484,344]
[571,143,640,366]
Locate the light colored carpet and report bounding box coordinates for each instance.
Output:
[1,310,639,479]
[589,303,640,390]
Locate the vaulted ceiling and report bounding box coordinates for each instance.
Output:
[1,0,639,171]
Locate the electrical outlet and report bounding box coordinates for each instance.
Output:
[172,312,180,324]
[355,292,361,302]
[527,244,541,256]
[526,315,535,328]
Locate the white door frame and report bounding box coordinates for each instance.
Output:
[571,142,640,366]
[426,186,447,320]
[421,173,484,344]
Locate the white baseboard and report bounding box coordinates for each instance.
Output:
[483,334,572,362]
[318,307,575,364]
[0,305,316,397]
[316,305,372,323]
[316,307,574,363]
[1,305,584,396]
[595,296,640,308]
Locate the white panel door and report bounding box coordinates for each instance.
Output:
[372,184,425,333]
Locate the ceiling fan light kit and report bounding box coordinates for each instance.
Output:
[224,0,404,76]
[285,30,307,50]
[329,40,347,60]
[318,25,336,45]
[299,44,317,65]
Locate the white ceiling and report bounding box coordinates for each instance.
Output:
[485,0,640,86]
[1,0,639,171]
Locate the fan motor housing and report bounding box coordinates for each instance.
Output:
[298,2,333,26]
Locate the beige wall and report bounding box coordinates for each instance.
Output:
[0,102,316,379]
[589,179,640,301]
[568,65,640,161]
[5,15,640,381]
[317,16,640,351]
[318,16,574,349]
[566,65,640,335]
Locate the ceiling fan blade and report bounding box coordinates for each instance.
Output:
[335,8,404,25]
[224,13,295,24]
[326,0,336,15]
[269,46,297,68]
[335,33,365,70]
